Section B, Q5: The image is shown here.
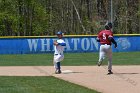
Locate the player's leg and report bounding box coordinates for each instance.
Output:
[53,55,61,74]
[106,46,113,74]
[98,45,106,66]
[54,55,64,74]
[56,62,61,74]
[53,56,58,72]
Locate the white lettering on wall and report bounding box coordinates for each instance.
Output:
[52,39,57,51]
[71,38,80,50]
[27,39,39,51]
[41,39,50,51]
[90,38,98,50]
[27,37,99,52]
[64,39,72,51]
[81,38,90,51]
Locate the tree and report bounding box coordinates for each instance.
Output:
[0,0,139,35]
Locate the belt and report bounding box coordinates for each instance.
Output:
[54,54,61,55]
[101,44,111,45]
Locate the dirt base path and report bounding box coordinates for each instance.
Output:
[0,66,140,93]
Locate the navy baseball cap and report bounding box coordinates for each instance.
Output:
[105,22,112,30]
[57,31,63,35]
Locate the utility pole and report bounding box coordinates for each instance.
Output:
[111,0,113,31]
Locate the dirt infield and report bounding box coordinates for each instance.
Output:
[0,66,140,93]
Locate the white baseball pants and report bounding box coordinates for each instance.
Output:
[99,44,112,70]
[53,54,64,69]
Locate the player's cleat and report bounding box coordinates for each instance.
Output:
[107,70,113,75]
[55,69,62,74]
[97,61,102,66]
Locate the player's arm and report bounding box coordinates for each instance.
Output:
[53,40,59,46]
[96,32,101,42]
[108,37,117,48]
[58,42,66,46]
[54,40,66,46]
[96,37,100,42]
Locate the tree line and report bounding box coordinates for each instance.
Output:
[0,0,139,36]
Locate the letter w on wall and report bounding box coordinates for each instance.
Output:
[27,39,39,52]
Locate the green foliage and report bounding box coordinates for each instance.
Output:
[0,0,50,36]
[0,0,139,35]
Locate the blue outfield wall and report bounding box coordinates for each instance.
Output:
[0,35,140,54]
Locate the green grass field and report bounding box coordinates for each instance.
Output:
[0,52,140,93]
[0,52,140,66]
[0,76,99,93]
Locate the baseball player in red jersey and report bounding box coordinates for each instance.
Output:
[96,22,117,75]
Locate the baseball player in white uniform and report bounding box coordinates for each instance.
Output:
[53,31,66,74]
